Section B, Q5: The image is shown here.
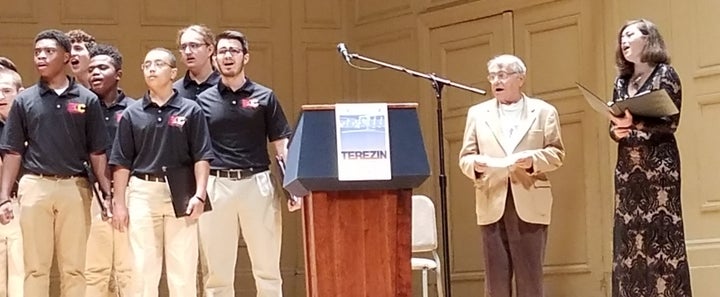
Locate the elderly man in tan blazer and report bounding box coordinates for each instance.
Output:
[459,54,564,297]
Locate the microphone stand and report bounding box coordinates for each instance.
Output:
[343,49,486,297]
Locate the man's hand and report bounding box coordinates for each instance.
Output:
[514,156,533,169]
[101,192,113,221]
[474,159,487,173]
[111,201,129,232]
[0,200,13,225]
[288,196,302,212]
[185,196,205,220]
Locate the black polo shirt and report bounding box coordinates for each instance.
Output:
[173,70,220,101]
[109,91,213,174]
[0,77,109,176]
[100,90,132,148]
[197,78,292,170]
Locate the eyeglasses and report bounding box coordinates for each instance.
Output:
[487,71,518,82]
[141,60,172,70]
[216,47,245,56]
[179,42,208,52]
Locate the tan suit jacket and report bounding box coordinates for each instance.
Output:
[459,96,564,225]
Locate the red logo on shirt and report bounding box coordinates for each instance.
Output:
[168,114,187,128]
[67,102,86,114]
[241,98,259,109]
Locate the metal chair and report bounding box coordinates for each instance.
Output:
[411,195,443,297]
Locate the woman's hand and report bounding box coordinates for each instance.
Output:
[610,109,634,127]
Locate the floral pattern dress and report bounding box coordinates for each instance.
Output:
[610,63,692,297]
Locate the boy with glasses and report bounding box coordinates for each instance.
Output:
[110,48,212,297]
[174,25,219,100]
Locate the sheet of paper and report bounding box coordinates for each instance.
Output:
[484,156,516,168]
[481,152,532,168]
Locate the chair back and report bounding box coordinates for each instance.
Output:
[411,195,438,253]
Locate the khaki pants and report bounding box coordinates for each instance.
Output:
[85,192,132,297]
[127,177,198,297]
[199,171,283,297]
[0,200,23,297]
[19,174,92,297]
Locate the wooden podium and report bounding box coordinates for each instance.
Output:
[283,103,430,297]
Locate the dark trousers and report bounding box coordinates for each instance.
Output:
[480,189,548,297]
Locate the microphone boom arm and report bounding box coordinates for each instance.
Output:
[346,52,486,95]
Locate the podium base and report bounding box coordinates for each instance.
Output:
[302,189,412,297]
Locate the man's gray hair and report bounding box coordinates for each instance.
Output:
[487,54,527,74]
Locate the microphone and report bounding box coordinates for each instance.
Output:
[336,43,351,63]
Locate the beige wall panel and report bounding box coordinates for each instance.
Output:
[611,0,673,45]
[514,1,605,296]
[353,0,413,25]
[291,0,346,109]
[218,0,272,28]
[678,1,720,294]
[691,0,720,78]
[542,111,604,297]
[300,43,345,104]
[60,0,119,25]
[691,91,720,244]
[243,41,276,88]
[0,0,38,23]
[290,32,347,109]
[301,0,342,29]
[418,0,555,30]
[686,239,720,297]
[695,94,720,203]
[0,38,35,80]
[140,0,194,26]
[685,0,720,256]
[355,30,418,102]
[520,15,580,96]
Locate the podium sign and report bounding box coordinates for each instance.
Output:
[335,103,391,181]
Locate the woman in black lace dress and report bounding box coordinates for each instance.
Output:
[608,19,692,297]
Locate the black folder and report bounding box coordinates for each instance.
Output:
[163,166,212,218]
[576,82,679,117]
[275,157,300,204]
